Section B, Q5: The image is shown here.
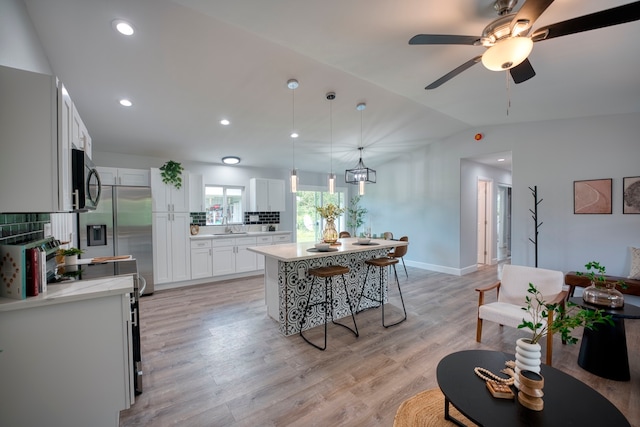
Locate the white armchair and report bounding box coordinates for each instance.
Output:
[475,264,567,366]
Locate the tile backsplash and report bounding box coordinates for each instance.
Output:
[190,211,280,226]
[0,213,50,245]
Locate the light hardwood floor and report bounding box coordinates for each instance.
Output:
[120,265,640,426]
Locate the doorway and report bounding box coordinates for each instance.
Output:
[496,185,512,261]
[477,178,493,265]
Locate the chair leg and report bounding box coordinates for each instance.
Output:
[355,264,373,313]
[476,318,483,342]
[382,264,407,328]
[299,276,329,351]
[332,274,359,337]
[401,257,408,278]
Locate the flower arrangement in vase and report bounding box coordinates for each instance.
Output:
[576,261,626,308]
[316,203,345,244]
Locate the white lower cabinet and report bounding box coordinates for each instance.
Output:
[190,239,213,279]
[153,212,191,284]
[235,237,258,273]
[212,239,236,276]
[190,233,291,277]
[0,284,133,427]
[211,236,257,276]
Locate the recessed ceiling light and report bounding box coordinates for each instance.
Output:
[497,158,505,162]
[112,19,135,36]
[222,156,240,165]
[290,132,299,138]
[220,119,230,126]
[119,99,133,107]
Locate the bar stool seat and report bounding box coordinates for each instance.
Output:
[300,265,359,350]
[356,256,407,327]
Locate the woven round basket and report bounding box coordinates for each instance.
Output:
[393,388,471,427]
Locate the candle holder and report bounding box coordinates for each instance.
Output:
[517,370,544,411]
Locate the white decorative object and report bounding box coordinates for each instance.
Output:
[514,338,541,389]
[64,254,78,265]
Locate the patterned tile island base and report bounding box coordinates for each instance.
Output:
[264,247,392,335]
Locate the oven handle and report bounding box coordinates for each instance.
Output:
[137,274,147,297]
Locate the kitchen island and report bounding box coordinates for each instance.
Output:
[0,276,134,427]
[248,238,408,335]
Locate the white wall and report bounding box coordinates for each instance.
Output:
[364,113,640,277]
[0,0,52,74]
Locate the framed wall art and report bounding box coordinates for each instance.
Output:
[574,178,612,214]
[623,176,640,214]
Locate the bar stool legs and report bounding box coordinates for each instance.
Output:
[356,258,407,328]
[299,265,359,350]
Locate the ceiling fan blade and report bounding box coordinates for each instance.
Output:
[509,58,536,84]
[510,0,555,34]
[531,1,640,42]
[425,56,482,90]
[409,34,480,45]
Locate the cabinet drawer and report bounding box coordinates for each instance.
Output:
[273,234,291,243]
[212,238,236,247]
[190,239,212,249]
[256,236,273,244]
[235,237,257,245]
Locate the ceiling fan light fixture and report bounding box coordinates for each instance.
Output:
[481,36,533,71]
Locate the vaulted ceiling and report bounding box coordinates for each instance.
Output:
[23,0,640,173]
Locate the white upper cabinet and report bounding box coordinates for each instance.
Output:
[249,178,285,212]
[72,107,91,158]
[98,167,150,187]
[189,173,205,212]
[0,65,66,213]
[150,167,190,212]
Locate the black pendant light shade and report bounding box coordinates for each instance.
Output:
[345,147,376,185]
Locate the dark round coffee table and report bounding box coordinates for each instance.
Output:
[437,350,630,426]
[568,297,640,381]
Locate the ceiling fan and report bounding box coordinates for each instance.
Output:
[409,0,640,89]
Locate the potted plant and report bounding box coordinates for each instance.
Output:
[518,282,613,346]
[159,160,184,189]
[576,261,626,308]
[346,195,367,237]
[60,247,83,265]
[316,203,345,244]
[514,282,612,389]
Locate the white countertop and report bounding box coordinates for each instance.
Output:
[191,230,292,240]
[0,276,133,312]
[247,237,407,262]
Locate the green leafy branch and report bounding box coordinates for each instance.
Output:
[518,283,613,345]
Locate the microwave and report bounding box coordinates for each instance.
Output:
[71,148,102,211]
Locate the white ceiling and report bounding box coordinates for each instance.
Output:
[23,0,640,174]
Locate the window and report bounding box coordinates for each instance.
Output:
[295,188,346,242]
[205,185,244,225]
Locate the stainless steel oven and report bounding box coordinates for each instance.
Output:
[50,256,143,395]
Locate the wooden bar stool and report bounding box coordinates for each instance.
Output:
[299,265,359,350]
[356,257,407,327]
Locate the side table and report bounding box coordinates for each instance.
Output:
[437,350,630,426]
[568,297,640,381]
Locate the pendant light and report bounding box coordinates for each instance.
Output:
[287,79,299,193]
[326,92,336,194]
[345,103,376,195]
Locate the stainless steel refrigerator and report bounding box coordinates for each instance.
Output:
[78,185,154,294]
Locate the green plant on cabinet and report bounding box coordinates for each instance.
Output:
[159,160,184,189]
